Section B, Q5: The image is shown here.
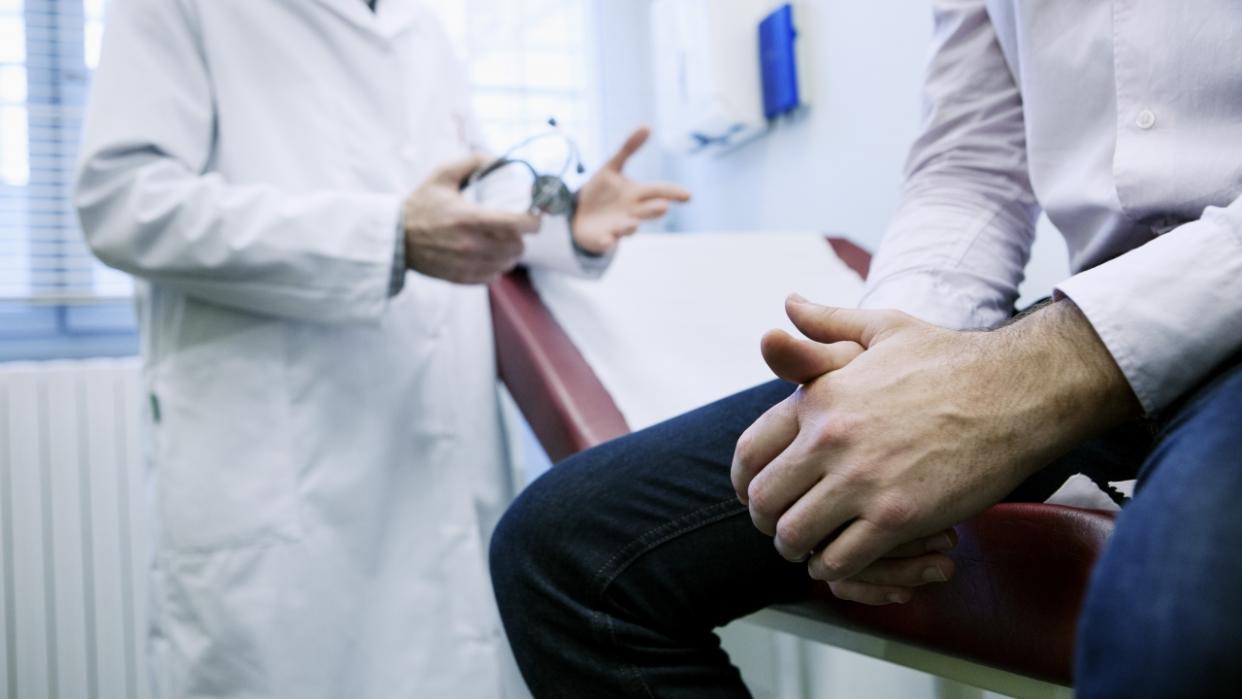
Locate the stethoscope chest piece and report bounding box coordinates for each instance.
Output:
[464,117,584,217]
[531,174,574,216]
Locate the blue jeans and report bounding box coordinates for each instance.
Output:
[490,358,1242,698]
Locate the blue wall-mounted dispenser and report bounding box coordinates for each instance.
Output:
[759,3,802,120]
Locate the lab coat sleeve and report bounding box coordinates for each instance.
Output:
[522,214,613,278]
[1055,197,1242,413]
[857,0,1040,330]
[75,0,402,324]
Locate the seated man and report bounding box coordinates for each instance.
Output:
[488,1,1242,697]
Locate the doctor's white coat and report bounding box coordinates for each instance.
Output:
[75,1,590,696]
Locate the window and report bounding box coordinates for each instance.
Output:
[0,0,136,362]
[434,0,602,173]
[0,0,601,362]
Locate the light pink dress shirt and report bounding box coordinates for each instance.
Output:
[860,0,1242,413]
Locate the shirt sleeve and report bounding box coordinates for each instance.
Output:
[1055,197,1242,413]
[858,0,1040,330]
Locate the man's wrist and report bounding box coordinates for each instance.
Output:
[997,300,1141,446]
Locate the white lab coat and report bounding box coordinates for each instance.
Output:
[75,1,593,697]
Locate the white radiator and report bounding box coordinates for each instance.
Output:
[0,359,149,699]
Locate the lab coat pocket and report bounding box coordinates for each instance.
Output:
[152,325,302,553]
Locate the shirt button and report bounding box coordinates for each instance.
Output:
[1136,109,1157,130]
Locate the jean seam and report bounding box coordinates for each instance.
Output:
[604,610,658,699]
[591,498,746,595]
[588,498,748,698]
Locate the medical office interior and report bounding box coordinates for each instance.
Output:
[2,0,1146,698]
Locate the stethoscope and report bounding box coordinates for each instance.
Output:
[464,118,585,217]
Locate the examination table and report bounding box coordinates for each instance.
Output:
[490,234,1113,698]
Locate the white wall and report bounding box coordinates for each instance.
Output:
[664,1,931,248]
[646,0,1070,300]
[590,0,671,190]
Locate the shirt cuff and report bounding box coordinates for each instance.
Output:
[521,214,613,278]
[859,271,1008,330]
[1054,211,1242,413]
[389,210,407,297]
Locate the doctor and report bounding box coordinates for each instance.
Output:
[75,0,689,697]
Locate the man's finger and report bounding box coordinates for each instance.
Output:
[449,262,498,286]
[605,127,651,172]
[459,252,522,285]
[785,295,898,348]
[808,519,904,582]
[467,208,542,237]
[746,435,833,542]
[434,152,493,187]
[731,397,799,504]
[761,330,863,384]
[477,238,525,267]
[849,553,955,587]
[768,472,856,561]
[881,529,958,559]
[827,579,914,606]
[638,182,692,203]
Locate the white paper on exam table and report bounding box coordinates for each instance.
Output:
[532,231,865,431]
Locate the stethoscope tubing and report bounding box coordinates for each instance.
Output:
[464,119,585,215]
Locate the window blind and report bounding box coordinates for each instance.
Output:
[0,0,125,305]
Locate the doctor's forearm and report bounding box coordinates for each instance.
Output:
[77,157,403,323]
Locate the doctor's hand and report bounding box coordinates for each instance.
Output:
[404,154,541,284]
[732,296,1139,597]
[571,128,691,255]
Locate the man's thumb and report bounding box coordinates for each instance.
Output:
[785,295,893,347]
[761,330,863,384]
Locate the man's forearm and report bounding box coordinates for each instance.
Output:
[992,299,1142,468]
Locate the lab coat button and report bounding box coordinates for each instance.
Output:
[1136,109,1156,130]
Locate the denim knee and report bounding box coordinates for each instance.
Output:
[490,449,603,617]
[490,476,553,611]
